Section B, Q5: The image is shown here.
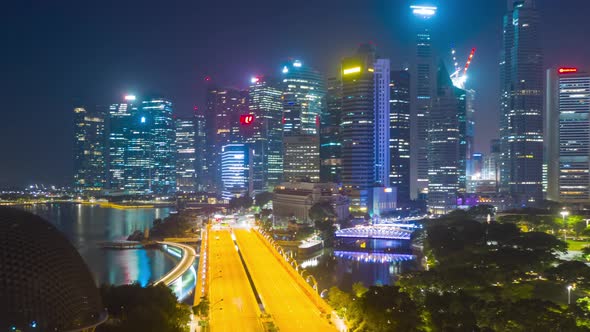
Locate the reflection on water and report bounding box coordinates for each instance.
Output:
[20,203,176,286]
[296,239,420,293]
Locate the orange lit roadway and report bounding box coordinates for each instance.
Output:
[234,229,336,332]
[208,229,262,332]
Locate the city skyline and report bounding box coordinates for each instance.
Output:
[2,0,590,187]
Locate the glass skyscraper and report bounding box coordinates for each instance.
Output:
[73,107,107,192]
[108,97,135,191]
[247,77,283,189]
[500,0,543,204]
[320,77,342,183]
[374,59,391,187]
[175,116,197,193]
[221,144,251,200]
[389,70,411,206]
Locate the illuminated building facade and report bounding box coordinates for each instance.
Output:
[175,116,196,192]
[320,77,342,183]
[221,144,252,200]
[73,107,107,192]
[551,68,590,202]
[427,63,460,215]
[283,135,320,183]
[194,108,208,191]
[124,102,153,193]
[389,70,411,205]
[500,0,543,204]
[374,59,391,187]
[281,59,325,136]
[107,96,136,190]
[247,77,284,189]
[141,98,176,194]
[341,44,376,211]
[411,4,437,199]
[205,87,248,192]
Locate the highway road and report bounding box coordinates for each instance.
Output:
[209,229,261,332]
[234,229,336,332]
[154,241,197,287]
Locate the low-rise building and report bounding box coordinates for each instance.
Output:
[273,182,349,224]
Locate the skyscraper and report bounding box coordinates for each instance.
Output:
[247,76,284,189]
[205,87,248,192]
[73,107,107,192]
[108,96,136,191]
[283,135,320,183]
[341,44,376,211]
[427,62,460,215]
[142,98,176,194]
[374,59,391,187]
[194,108,207,191]
[411,4,437,200]
[281,60,325,136]
[389,70,411,205]
[551,68,590,203]
[175,116,196,193]
[124,102,152,193]
[221,144,252,200]
[320,77,342,183]
[500,0,544,204]
[281,60,324,186]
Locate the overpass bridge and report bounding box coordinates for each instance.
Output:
[153,241,197,301]
[335,225,412,240]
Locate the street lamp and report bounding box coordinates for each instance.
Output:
[561,211,570,241]
[567,285,573,305]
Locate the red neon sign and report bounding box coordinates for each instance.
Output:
[240,114,254,125]
[558,67,578,74]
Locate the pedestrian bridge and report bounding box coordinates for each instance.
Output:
[335,226,412,240]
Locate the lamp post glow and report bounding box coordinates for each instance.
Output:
[561,211,570,241]
[567,285,573,305]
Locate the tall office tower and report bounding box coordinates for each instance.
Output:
[341,44,376,211]
[281,59,325,136]
[389,70,411,206]
[142,98,176,194]
[108,95,136,190]
[549,68,590,203]
[73,107,107,192]
[194,108,207,191]
[205,87,248,192]
[500,0,543,204]
[410,4,437,200]
[428,63,460,215]
[175,116,196,193]
[374,59,391,187]
[283,135,320,183]
[247,76,284,189]
[221,144,252,200]
[489,139,502,184]
[455,88,468,193]
[470,153,484,178]
[320,77,342,183]
[124,103,153,193]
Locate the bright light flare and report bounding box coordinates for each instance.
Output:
[124,95,136,101]
[343,67,361,75]
[411,5,437,17]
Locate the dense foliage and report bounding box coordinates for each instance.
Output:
[328,214,590,331]
[150,213,195,238]
[98,284,191,332]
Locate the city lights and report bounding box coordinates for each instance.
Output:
[342,66,361,75]
[411,5,437,17]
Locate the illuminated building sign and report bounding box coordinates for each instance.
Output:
[240,114,254,125]
[343,67,361,75]
[558,67,578,74]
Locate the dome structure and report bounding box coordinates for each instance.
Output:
[0,207,106,331]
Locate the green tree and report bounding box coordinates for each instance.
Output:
[98,284,191,332]
[254,192,273,208]
[308,201,335,222]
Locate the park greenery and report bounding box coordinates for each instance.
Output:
[150,212,197,239]
[98,284,191,332]
[328,211,590,331]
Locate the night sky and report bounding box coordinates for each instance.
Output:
[1,0,589,187]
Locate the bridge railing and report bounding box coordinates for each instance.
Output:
[254,228,346,330]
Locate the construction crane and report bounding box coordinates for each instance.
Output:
[450,47,476,89]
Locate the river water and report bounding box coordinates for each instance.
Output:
[21,203,176,287]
